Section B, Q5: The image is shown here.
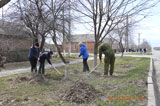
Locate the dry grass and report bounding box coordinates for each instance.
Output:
[0,56,150,106]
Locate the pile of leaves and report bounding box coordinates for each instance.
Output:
[63,80,101,104]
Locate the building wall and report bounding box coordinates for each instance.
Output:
[0,34,32,51]
[63,42,95,53]
[0,34,32,62]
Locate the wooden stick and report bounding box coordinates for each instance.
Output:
[87,64,100,77]
[52,65,62,75]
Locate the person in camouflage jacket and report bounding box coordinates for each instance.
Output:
[99,43,115,76]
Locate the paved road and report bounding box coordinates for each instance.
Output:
[152,50,160,88]
[0,58,93,78]
[152,50,160,105]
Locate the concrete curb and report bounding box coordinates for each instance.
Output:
[148,59,156,106]
[152,59,160,106]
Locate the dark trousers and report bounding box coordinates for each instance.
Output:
[39,63,45,74]
[83,58,89,72]
[29,58,37,72]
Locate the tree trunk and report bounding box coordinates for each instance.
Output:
[52,36,69,80]
[64,63,69,80]
[0,0,10,8]
[53,38,68,63]
[119,42,124,58]
[68,0,71,57]
[93,43,98,67]
[62,6,66,56]
[40,36,45,52]
[121,51,124,58]
[68,42,71,57]
[63,42,66,56]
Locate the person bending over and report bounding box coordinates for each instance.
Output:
[39,51,53,74]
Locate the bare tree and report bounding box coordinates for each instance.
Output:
[7,0,50,51]
[7,0,73,79]
[107,34,117,48]
[68,0,71,57]
[140,39,152,51]
[41,0,71,80]
[111,23,126,57]
[73,0,159,67]
[109,16,138,57]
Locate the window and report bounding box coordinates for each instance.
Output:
[73,44,77,50]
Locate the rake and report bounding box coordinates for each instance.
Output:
[51,65,62,75]
[87,64,100,78]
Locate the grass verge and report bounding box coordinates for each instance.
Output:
[127,52,152,55]
[0,56,150,106]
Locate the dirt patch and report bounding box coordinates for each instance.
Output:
[9,73,63,85]
[12,74,45,84]
[91,71,101,77]
[7,78,14,82]
[15,76,30,83]
[44,74,52,79]
[71,70,79,74]
[62,80,101,104]
[28,74,45,84]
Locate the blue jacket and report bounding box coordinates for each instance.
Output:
[29,46,40,60]
[78,44,89,59]
[39,52,52,64]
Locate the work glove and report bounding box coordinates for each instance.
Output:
[51,64,54,67]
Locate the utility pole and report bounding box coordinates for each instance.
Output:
[138,33,141,47]
[68,0,71,57]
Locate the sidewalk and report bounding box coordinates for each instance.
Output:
[0,58,93,78]
[0,54,152,78]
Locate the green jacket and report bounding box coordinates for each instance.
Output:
[99,43,115,60]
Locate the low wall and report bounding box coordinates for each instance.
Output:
[0,50,29,62]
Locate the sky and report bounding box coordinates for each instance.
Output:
[133,4,160,47]
[72,2,160,48]
[1,1,160,47]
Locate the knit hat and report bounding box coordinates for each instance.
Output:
[48,51,53,54]
[34,42,39,47]
[78,42,83,46]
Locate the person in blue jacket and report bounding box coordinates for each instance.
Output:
[29,42,40,73]
[78,42,90,72]
[39,51,53,74]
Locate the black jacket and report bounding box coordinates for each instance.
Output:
[39,52,52,64]
[29,46,40,60]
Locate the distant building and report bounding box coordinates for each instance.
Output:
[63,34,119,53]
[44,43,62,52]
[63,34,95,53]
[0,20,32,62]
